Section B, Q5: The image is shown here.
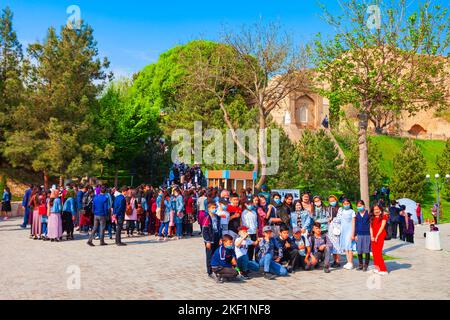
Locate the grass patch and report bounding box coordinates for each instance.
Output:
[335,134,449,223]
[353,253,400,261]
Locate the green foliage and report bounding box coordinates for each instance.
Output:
[0,175,6,192]
[391,139,427,201]
[296,129,343,196]
[437,138,450,200]
[339,137,385,201]
[0,7,24,157]
[266,124,299,189]
[3,22,111,179]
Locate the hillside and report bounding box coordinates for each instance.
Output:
[336,134,449,222]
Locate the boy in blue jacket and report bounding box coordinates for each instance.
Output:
[210,234,239,283]
[202,201,222,278]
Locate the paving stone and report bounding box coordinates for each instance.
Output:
[0,218,449,299]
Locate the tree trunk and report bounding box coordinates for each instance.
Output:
[114,168,119,188]
[256,111,267,190]
[59,175,64,187]
[358,111,370,206]
[43,171,49,190]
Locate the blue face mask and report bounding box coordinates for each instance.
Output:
[357,206,365,212]
[210,209,217,215]
[225,245,234,250]
[274,199,281,205]
[221,204,227,210]
[247,205,255,210]
[343,205,351,210]
[330,201,337,207]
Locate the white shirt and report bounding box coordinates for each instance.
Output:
[234,237,254,259]
[241,209,258,234]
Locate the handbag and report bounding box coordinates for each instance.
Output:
[332,222,341,236]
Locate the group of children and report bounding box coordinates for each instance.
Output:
[202,191,390,283]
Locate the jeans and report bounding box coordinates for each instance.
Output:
[21,206,30,227]
[237,255,260,272]
[175,222,183,237]
[390,221,399,239]
[258,254,288,276]
[115,217,124,244]
[42,222,48,236]
[126,220,135,235]
[205,242,219,275]
[88,216,106,243]
[158,221,169,237]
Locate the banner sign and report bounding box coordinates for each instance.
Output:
[271,189,301,200]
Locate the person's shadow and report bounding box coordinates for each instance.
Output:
[385,261,412,272]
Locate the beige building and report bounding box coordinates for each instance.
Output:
[270,90,330,142]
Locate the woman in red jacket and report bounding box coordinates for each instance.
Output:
[183,190,195,237]
[370,204,388,275]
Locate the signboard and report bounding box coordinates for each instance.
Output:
[271,189,301,201]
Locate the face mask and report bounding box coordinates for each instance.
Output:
[357,206,365,212]
[330,201,337,207]
[314,202,322,207]
[210,209,217,215]
[221,204,227,210]
[343,205,351,210]
[225,245,234,250]
[274,199,281,205]
[247,205,255,210]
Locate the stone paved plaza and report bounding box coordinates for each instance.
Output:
[1,217,449,300]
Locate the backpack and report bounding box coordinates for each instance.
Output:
[125,204,133,216]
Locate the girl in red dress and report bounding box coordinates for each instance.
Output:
[370,204,388,275]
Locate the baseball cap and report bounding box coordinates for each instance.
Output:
[238,226,249,232]
[263,226,272,233]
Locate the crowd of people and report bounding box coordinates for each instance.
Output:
[1,165,431,284]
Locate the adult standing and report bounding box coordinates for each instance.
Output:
[113,186,127,246]
[336,199,356,270]
[75,185,86,230]
[87,186,109,246]
[326,195,342,268]
[47,189,63,242]
[1,186,12,220]
[388,201,400,239]
[29,187,40,239]
[20,184,33,229]
[172,188,185,240]
[416,203,422,225]
[370,204,388,275]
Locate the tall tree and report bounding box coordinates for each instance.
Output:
[184,21,311,188]
[96,78,160,187]
[4,22,111,187]
[0,7,24,156]
[296,129,343,196]
[314,0,449,205]
[391,139,427,201]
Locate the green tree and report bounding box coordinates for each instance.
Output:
[96,78,160,187]
[437,138,450,200]
[4,22,111,188]
[296,129,343,196]
[339,134,385,202]
[314,0,449,205]
[391,139,427,201]
[0,7,24,157]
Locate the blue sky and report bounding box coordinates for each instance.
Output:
[1,0,447,78]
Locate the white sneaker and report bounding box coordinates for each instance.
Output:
[373,269,379,274]
[378,271,388,276]
[343,263,354,270]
